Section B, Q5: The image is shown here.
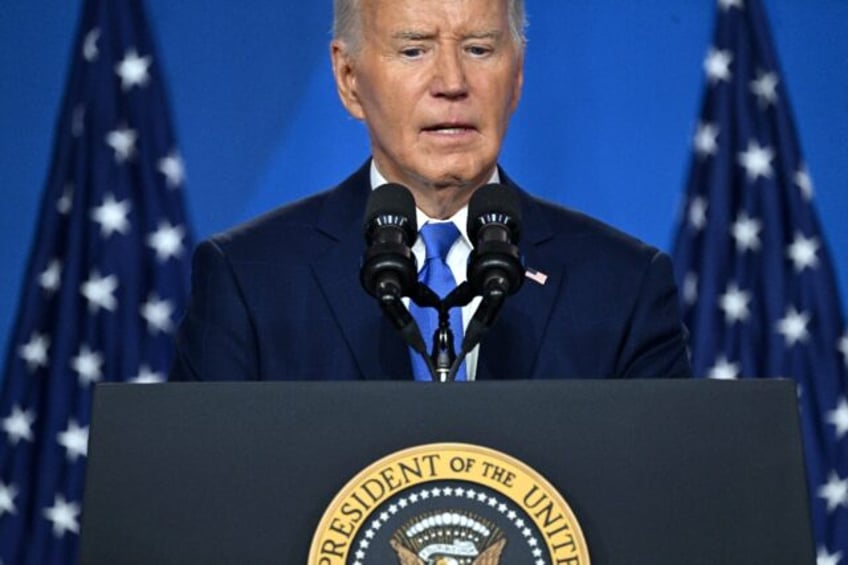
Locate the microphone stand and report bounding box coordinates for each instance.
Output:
[410,281,486,383]
[443,283,507,382]
[402,278,512,383]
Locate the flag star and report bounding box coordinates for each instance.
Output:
[693,122,720,157]
[18,332,50,372]
[105,126,137,163]
[44,495,81,538]
[839,333,848,367]
[718,0,744,10]
[817,472,848,512]
[158,151,186,188]
[688,196,708,230]
[39,258,63,294]
[81,270,119,313]
[707,355,740,380]
[730,212,762,252]
[737,141,774,181]
[751,70,780,108]
[787,232,820,272]
[719,283,751,324]
[71,344,104,386]
[704,47,733,83]
[0,482,17,517]
[91,193,132,237]
[140,294,175,334]
[58,184,74,214]
[82,28,100,62]
[750,70,779,107]
[683,272,698,305]
[57,420,89,462]
[147,221,185,262]
[776,306,811,347]
[115,48,152,90]
[130,364,166,384]
[2,406,36,445]
[795,166,814,201]
[826,398,848,440]
[817,547,843,565]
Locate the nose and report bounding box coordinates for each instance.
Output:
[431,46,468,99]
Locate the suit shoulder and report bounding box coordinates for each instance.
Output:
[202,162,370,260]
[219,187,331,241]
[202,186,340,261]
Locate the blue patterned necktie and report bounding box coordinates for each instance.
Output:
[410,222,467,381]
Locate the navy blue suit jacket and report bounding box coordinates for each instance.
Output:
[171,162,691,381]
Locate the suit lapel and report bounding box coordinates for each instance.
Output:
[309,162,413,381]
[475,175,566,380]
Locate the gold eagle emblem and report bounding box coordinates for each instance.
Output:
[389,511,507,565]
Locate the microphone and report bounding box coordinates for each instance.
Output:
[466,183,524,298]
[447,184,524,378]
[360,183,419,300]
[360,183,432,373]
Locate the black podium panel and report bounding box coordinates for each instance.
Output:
[80,380,814,564]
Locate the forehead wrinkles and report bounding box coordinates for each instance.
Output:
[364,0,509,40]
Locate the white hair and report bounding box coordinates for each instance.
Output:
[332,0,527,52]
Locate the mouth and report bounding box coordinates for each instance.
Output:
[421,123,478,137]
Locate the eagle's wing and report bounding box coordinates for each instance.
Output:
[390,539,426,565]
[471,538,507,565]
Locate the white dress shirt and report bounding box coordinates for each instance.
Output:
[370,161,499,381]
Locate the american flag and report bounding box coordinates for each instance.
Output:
[672,0,848,561]
[0,0,192,562]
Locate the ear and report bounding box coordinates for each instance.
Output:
[330,40,366,120]
[510,50,525,114]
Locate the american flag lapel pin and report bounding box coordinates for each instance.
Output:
[525,267,548,286]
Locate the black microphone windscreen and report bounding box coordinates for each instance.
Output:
[467,184,521,243]
[363,183,418,243]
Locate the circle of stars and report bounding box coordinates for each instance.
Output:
[350,485,548,565]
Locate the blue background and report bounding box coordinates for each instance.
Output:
[2,1,847,369]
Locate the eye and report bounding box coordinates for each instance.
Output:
[466,44,493,57]
[400,47,426,59]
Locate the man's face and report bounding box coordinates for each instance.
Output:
[332,0,523,205]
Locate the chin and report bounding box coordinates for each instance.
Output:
[422,162,493,188]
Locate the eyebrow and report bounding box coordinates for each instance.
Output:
[391,29,503,42]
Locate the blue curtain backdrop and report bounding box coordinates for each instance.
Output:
[2,1,847,377]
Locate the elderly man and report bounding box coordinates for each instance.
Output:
[170,0,692,382]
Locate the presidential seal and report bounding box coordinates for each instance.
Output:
[309,443,590,565]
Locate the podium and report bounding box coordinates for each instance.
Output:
[79,379,814,564]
